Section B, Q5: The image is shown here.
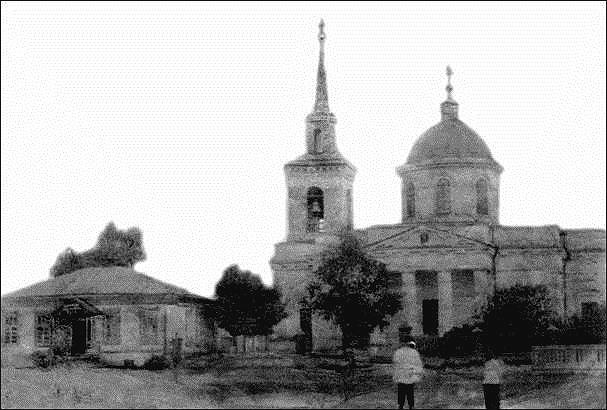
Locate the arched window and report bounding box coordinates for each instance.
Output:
[406,183,415,218]
[307,187,324,232]
[313,129,322,153]
[476,179,489,216]
[435,178,451,215]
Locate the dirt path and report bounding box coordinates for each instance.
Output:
[2,363,604,409]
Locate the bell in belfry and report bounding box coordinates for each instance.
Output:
[318,218,326,233]
[312,200,322,213]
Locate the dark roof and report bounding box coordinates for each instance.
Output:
[1,266,207,301]
[405,118,499,167]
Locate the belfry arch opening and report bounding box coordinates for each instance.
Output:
[307,187,324,232]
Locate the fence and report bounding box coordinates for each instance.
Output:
[532,344,606,373]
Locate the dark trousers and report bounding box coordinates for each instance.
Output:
[397,383,415,409]
[483,383,501,410]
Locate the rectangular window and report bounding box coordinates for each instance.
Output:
[138,307,160,345]
[452,270,475,298]
[3,312,18,345]
[103,310,121,345]
[35,315,52,347]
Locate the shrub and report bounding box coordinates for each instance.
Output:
[478,284,557,353]
[438,323,483,358]
[143,354,171,370]
[294,333,308,354]
[414,335,442,356]
[31,349,55,368]
[559,303,607,345]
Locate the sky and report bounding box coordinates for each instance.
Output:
[1,1,605,298]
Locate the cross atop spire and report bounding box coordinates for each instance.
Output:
[446,65,454,99]
[313,18,329,113]
[441,65,459,120]
[318,19,326,42]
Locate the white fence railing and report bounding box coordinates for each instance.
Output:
[532,344,606,373]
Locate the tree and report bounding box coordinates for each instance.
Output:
[49,222,147,277]
[49,247,84,278]
[477,284,558,353]
[92,222,146,268]
[214,265,286,351]
[254,286,287,336]
[306,234,402,351]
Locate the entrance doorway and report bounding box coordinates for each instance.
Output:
[71,319,87,355]
[422,299,439,335]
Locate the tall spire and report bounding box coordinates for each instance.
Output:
[314,19,329,112]
[441,65,459,120]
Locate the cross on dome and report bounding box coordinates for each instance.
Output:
[446,65,454,99]
[318,19,326,42]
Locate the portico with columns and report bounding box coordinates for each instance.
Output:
[365,225,496,337]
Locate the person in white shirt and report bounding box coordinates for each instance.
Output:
[482,348,505,409]
[393,340,423,409]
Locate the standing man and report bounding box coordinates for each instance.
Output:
[482,348,505,409]
[393,340,424,409]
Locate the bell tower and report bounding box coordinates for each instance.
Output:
[283,19,356,241]
[271,20,356,345]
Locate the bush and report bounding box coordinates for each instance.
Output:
[438,323,483,358]
[559,303,606,345]
[414,335,442,356]
[478,284,557,353]
[31,349,55,368]
[294,333,307,354]
[143,354,171,370]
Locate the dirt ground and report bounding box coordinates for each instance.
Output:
[1,358,605,409]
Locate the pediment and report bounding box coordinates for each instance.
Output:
[364,226,489,252]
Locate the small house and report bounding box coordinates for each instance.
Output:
[1,266,217,367]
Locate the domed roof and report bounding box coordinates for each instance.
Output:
[403,66,501,171]
[406,117,496,165]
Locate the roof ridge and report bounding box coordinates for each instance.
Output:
[1,266,201,300]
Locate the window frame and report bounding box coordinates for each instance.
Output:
[103,309,121,346]
[35,314,52,347]
[476,178,489,216]
[3,311,19,345]
[138,307,160,345]
[435,177,451,215]
[406,182,416,218]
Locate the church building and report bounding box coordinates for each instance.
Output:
[270,21,606,352]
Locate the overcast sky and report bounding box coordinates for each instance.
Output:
[2,1,605,298]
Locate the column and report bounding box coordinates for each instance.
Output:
[474,270,489,313]
[402,272,420,335]
[438,270,453,336]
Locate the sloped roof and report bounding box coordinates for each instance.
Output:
[1,266,205,300]
[285,150,356,172]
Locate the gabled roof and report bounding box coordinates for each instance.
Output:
[1,266,207,301]
[363,224,494,251]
